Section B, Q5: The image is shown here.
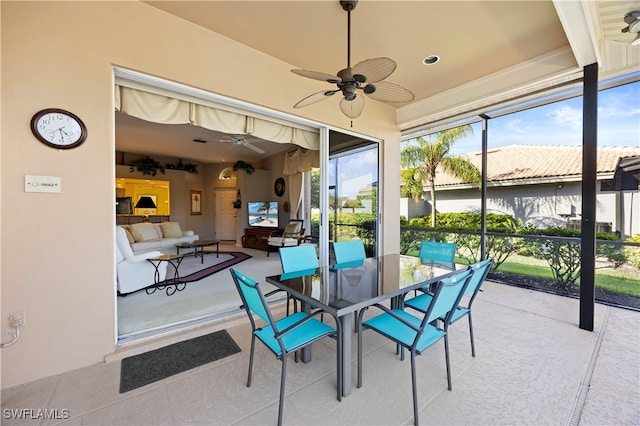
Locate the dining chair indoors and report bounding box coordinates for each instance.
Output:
[404,258,493,357]
[418,241,456,269]
[356,268,473,426]
[230,268,341,426]
[332,239,366,264]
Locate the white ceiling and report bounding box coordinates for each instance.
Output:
[116,0,640,164]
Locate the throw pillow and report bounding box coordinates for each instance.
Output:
[130,223,161,242]
[161,221,183,238]
[283,221,302,237]
[120,227,135,244]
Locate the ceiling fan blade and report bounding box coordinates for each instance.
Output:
[241,141,266,154]
[364,80,415,103]
[294,90,338,108]
[291,69,340,83]
[351,58,397,83]
[340,94,365,118]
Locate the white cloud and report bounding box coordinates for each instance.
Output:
[547,105,582,130]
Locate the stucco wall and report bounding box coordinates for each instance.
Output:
[1,1,400,387]
[433,182,632,233]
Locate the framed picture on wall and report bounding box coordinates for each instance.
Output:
[190,190,202,215]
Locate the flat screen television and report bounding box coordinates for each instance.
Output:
[247,201,279,228]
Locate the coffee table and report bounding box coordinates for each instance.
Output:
[175,239,220,263]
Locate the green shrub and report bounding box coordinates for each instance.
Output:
[623,234,640,269]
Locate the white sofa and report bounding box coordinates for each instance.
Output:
[115,226,168,295]
[118,222,199,255]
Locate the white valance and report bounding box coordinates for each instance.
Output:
[114,85,319,150]
[283,148,320,176]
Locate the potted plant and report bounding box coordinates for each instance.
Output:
[232,160,255,175]
[129,156,165,176]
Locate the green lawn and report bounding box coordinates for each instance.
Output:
[496,254,640,297]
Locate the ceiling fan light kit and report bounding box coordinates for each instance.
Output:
[292,0,415,119]
[621,11,640,46]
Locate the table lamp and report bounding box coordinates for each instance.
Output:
[135,196,157,221]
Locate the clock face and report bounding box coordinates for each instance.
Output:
[31,108,87,149]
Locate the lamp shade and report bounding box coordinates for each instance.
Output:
[135,196,157,209]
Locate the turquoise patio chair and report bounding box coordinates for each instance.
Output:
[279,244,319,273]
[230,268,341,426]
[332,239,366,264]
[404,258,493,357]
[332,240,367,330]
[418,241,456,269]
[279,244,321,320]
[356,268,473,426]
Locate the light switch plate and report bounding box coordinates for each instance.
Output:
[25,175,61,193]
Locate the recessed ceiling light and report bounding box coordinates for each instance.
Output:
[422,55,440,65]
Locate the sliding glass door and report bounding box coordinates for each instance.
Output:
[328,130,379,258]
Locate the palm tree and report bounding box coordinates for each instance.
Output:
[400,126,480,227]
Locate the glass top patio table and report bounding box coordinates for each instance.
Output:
[265,253,460,397]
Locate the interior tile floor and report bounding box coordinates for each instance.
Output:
[2,280,639,425]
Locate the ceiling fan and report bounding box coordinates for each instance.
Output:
[291,0,415,119]
[620,11,640,46]
[218,134,266,154]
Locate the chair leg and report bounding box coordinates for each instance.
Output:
[335,322,342,401]
[357,312,364,388]
[444,334,452,391]
[410,351,419,426]
[468,313,476,357]
[247,335,256,387]
[277,356,287,426]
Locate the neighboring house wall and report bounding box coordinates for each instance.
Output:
[400,198,429,219]
[426,181,637,234]
[619,191,640,238]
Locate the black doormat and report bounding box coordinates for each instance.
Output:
[119,330,241,393]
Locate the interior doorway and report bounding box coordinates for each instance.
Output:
[215,188,237,240]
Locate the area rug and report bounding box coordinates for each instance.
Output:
[162,251,251,284]
[119,330,241,393]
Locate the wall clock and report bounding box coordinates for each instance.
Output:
[30,108,87,149]
[274,177,285,197]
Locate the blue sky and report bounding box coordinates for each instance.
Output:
[418,79,640,156]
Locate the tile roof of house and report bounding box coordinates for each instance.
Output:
[435,145,640,186]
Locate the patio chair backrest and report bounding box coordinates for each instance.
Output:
[333,240,366,264]
[423,268,473,325]
[230,268,272,325]
[419,241,456,268]
[279,245,319,273]
[463,258,493,298]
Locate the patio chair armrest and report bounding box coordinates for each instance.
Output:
[365,303,422,333]
[275,309,331,338]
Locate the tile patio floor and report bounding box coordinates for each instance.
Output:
[2,281,639,425]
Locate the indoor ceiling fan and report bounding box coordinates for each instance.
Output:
[218,134,266,154]
[291,0,415,119]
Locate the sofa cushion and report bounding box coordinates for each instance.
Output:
[122,227,135,243]
[130,223,162,242]
[161,221,183,238]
